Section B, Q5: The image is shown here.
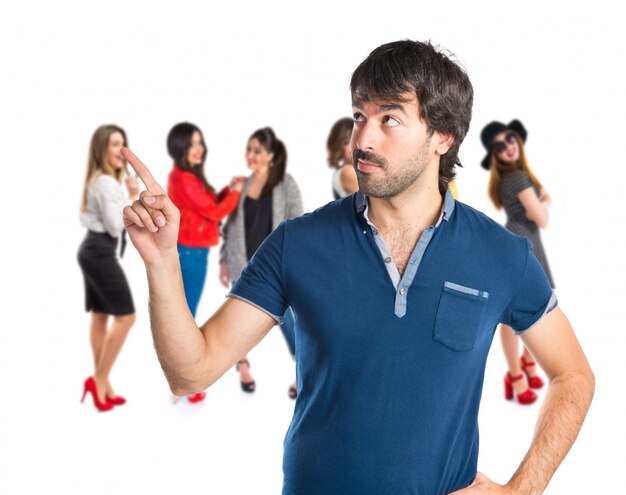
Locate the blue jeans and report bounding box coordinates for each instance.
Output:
[177,245,209,318]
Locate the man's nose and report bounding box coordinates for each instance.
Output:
[355,122,377,151]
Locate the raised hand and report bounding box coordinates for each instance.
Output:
[229,175,246,192]
[124,175,140,200]
[121,147,180,265]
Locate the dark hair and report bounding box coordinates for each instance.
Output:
[167,122,214,193]
[350,39,473,196]
[326,117,353,168]
[249,127,286,197]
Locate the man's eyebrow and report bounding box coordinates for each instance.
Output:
[351,100,408,116]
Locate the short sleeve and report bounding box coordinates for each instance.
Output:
[501,238,555,334]
[228,222,288,321]
[506,172,533,197]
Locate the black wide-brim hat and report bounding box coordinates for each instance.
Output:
[480,119,527,170]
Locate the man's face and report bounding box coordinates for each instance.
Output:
[350,92,436,198]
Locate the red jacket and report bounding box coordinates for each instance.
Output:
[167,166,240,248]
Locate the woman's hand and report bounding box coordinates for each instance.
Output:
[219,260,231,288]
[124,175,140,200]
[539,188,551,208]
[121,147,180,265]
[229,176,246,192]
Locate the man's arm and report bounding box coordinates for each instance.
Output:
[121,147,275,396]
[146,253,275,395]
[452,306,594,494]
[508,306,594,493]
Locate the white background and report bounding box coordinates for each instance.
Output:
[1,1,624,493]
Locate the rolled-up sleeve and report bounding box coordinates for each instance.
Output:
[501,238,556,334]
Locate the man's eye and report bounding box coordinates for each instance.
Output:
[353,113,364,122]
[383,116,399,127]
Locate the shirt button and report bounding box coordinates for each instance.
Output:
[384,257,392,263]
[399,287,407,295]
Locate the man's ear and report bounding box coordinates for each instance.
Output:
[433,131,454,156]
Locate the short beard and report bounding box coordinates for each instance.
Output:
[354,138,431,198]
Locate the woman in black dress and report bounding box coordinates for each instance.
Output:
[78,125,138,411]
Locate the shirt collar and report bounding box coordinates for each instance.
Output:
[355,187,456,223]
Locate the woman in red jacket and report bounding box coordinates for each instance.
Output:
[166,122,243,403]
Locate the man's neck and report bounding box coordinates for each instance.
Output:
[367,182,443,234]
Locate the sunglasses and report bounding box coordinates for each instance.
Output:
[493,132,517,154]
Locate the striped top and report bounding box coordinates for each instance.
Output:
[500,171,539,237]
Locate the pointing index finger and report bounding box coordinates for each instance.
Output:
[121,147,165,195]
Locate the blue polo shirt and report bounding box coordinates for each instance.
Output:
[230,190,555,495]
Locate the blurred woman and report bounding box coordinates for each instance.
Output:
[166,122,243,403]
[327,117,358,199]
[78,124,138,412]
[220,127,303,398]
[480,119,554,405]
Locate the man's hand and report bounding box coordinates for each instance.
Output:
[448,472,508,494]
[121,147,180,265]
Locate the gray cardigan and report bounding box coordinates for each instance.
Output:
[220,173,303,281]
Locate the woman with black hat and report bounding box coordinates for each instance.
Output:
[481,119,554,405]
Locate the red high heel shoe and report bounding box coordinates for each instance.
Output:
[504,373,537,405]
[106,395,126,406]
[187,392,206,403]
[520,356,544,389]
[81,377,113,412]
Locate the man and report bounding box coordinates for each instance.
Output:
[122,40,594,494]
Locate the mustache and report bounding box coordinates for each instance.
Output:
[352,149,387,167]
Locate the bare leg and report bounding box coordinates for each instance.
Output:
[521,346,539,378]
[93,314,135,401]
[89,312,109,369]
[500,324,528,396]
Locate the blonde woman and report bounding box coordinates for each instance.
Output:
[480,119,554,405]
[78,124,138,412]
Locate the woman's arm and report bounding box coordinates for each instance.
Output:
[518,187,549,228]
[284,174,304,219]
[180,175,240,222]
[95,175,127,237]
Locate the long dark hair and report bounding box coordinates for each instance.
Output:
[350,39,473,196]
[167,122,215,193]
[249,127,287,197]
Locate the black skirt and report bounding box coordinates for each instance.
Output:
[77,231,135,315]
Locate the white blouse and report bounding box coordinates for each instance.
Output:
[80,174,127,238]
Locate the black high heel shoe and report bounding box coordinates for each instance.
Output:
[288,384,297,400]
[236,359,256,393]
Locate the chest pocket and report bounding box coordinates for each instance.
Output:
[433,281,489,352]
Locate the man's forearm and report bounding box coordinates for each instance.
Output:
[146,253,207,395]
[507,370,595,494]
